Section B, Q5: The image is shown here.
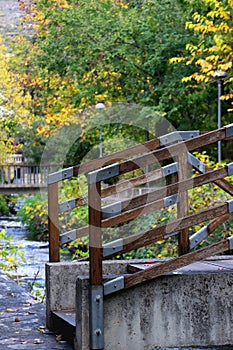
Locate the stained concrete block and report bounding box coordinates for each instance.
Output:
[46,259,233,349]
[75,272,233,349]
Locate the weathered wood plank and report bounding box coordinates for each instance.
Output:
[60,166,231,244]
[89,182,102,286]
[119,128,226,175]
[72,138,160,178]
[102,197,174,228]
[48,183,60,262]
[208,213,231,233]
[124,239,230,289]
[177,152,190,255]
[101,167,163,198]
[119,165,229,213]
[105,203,228,259]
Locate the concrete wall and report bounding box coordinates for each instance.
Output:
[76,272,233,350]
[46,260,233,349]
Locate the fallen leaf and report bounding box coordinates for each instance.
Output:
[6,308,17,313]
[38,326,46,333]
[56,334,63,342]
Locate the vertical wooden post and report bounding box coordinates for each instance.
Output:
[89,181,103,285]
[88,179,104,350]
[48,182,60,262]
[177,151,190,255]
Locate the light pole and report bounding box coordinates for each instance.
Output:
[95,103,105,158]
[213,70,227,162]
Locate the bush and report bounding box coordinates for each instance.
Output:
[0,229,24,273]
[17,195,48,241]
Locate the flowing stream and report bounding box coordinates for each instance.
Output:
[0,218,49,296]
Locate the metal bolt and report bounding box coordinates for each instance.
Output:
[95,295,101,303]
[95,328,102,336]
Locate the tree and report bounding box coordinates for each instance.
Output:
[17,1,193,128]
[0,34,34,162]
[170,0,233,158]
[171,0,233,121]
[14,0,230,164]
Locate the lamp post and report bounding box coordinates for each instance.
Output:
[95,103,105,158]
[213,70,227,162]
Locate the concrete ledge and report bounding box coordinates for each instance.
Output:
[46,258,233,349]
[46,260,131,329]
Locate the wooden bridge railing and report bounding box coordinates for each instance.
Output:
[48,124,233,349]
[0,164,59,187]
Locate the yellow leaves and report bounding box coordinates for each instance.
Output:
[221,93,233,101]
[115,0,128,9]
[169,57,186,64]
[57,0,70,9]
[0,34,35,159]
[172,0,233,103]
[218,62,232,71]
[182,73,210,84]
[37,125,51,137]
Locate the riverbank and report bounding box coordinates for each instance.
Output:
[0,268,73,349]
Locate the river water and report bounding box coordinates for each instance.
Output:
[0,218,48,297]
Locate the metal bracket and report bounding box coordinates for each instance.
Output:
[159,130,199,146]
[164,231,178,240]
[162,162,178,177]
[48,167,74,184]
[225,123,233,138]
[228,236,233,250]
[88,163,119,184]
[103,239,123,258]
[59,199,76,213]
[189,226,208,250]
[227,199,233,213]
[89,285,104,350]
[104,276,125,296]
[60,229,77,245]
[164,193,179,207]
[178,130,200,140]
[227,163,233,177]
[188,153,206,173]
[101,202,122,220]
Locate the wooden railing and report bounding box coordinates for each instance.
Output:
[48,124,233,349]
[0,164,60,192]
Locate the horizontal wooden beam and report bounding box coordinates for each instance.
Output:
[104,203,229,258]
[124,239,230,289]
[119,128,226,176]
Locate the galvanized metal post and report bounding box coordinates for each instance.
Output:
[213,70,227,163]
[89,285,104,349]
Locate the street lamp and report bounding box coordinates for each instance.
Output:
[213,70,227,162]
[95,103,105,158]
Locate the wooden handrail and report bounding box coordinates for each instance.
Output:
[48,124,233,265]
